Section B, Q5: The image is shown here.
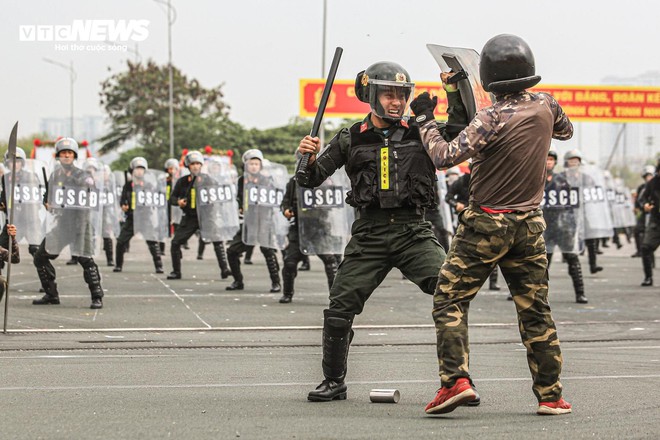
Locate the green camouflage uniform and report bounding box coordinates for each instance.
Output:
[419,91,573,402]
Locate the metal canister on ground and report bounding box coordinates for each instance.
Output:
[369,389,400,403]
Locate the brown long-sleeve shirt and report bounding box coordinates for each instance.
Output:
[419,91,573,212]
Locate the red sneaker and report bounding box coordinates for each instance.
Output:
[425,378,477,414]
[537,398,572,415]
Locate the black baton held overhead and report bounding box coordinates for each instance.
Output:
[295,46,343,187]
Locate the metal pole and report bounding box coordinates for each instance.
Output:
[168,0,174,158]
[43,58,75,137]
[70,61,75,137]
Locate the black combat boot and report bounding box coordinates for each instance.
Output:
[33,280,60,305]
[226,249,243,290]
[244,246,254,264]
[213,242,232,279]
[566,253,588,304]
[113,241,125,272]
[308,310,354,402]
[167,244,182,279]
[488,269,500,291]
[641,250,654,286]
[103,238,114,266]
[147,241,164,273]
[586,239,603,273]
[280,265,296,303]
[80,257,104,309]
[299,255,311,271]
[33,260,60,305]
[265,251,281,293]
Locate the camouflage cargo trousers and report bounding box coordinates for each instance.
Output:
[433,205,564,402]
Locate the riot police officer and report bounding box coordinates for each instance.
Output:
[32,138,105,309]
[543,150,588,303]
[162,157,181,256]
[414,34,573,415]
[225,149,282,292]
[113,157,164,274]
[0,147,44,258]
[279,175,341,304]
[167,151,232,280]
[563,149,608,274]
[632,165,655,257]
[298,61,468,402]
[639,161,660,286]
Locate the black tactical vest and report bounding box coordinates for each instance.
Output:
[345,122,436,209]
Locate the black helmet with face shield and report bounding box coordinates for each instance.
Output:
[355,62,414,123]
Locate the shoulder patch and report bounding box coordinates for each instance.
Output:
[360,122,368,133]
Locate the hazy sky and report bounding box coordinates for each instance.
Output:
[2,0,660,158]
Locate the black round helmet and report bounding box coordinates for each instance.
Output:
[547,149,558,161]
[355,61,414,122]
[479,34,541,94]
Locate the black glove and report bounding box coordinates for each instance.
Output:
[410,92,437,124]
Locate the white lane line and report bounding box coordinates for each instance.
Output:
[1,374,658,392]
[1,346,659,360]
[151,274,212,329]
[5,319,660,334]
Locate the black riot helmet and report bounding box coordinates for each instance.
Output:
[355,62,414,122]
[479,34,541,94]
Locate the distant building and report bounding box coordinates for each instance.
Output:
[600,71,660,169]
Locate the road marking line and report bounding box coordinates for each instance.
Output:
[0,374,658,392]
[4,319,659,334]
[151,275,212,329]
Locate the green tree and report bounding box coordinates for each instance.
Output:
[98,60,243,167]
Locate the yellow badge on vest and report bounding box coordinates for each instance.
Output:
[380,147,389,190]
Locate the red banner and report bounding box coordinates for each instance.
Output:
[300,79,660,123]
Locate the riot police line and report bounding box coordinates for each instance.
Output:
[0,145,646,310]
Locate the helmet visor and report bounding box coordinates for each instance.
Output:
[368,79,415,121]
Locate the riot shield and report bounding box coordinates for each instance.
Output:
[169,168,190,225]
[436,171,454,234]
[541,171,581,254]
[195,161,240,242]
[565,165,613,240]
[297,168,353,255]
[45,162,102,257]
[242,159,288,250]
[614,178,636,228]
[100,166,120,239]
[133,169,169,242]
[426,44,494,120]
[3,159,47,245]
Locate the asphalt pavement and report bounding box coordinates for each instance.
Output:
[0,239,658,439]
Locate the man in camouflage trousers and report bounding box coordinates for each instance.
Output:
[411,34,574,416]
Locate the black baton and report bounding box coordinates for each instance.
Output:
[295,46,343,186]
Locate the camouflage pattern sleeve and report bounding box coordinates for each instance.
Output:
[0,240,20,264]
[542,93,574,140]
[419,107,500,169]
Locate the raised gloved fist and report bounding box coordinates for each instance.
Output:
[410,92,437,123]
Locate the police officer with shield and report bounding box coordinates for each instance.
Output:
[167,151,232,280]
[113,157,164,274]
[298,61,468,402]
[279,175,342,304]
[32,138,105,309]
[414,34,573,415]
[0,147,45,258]
[225,149,283,292]
[543,150,587,303]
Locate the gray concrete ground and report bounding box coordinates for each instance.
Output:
[0,238,658,439]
